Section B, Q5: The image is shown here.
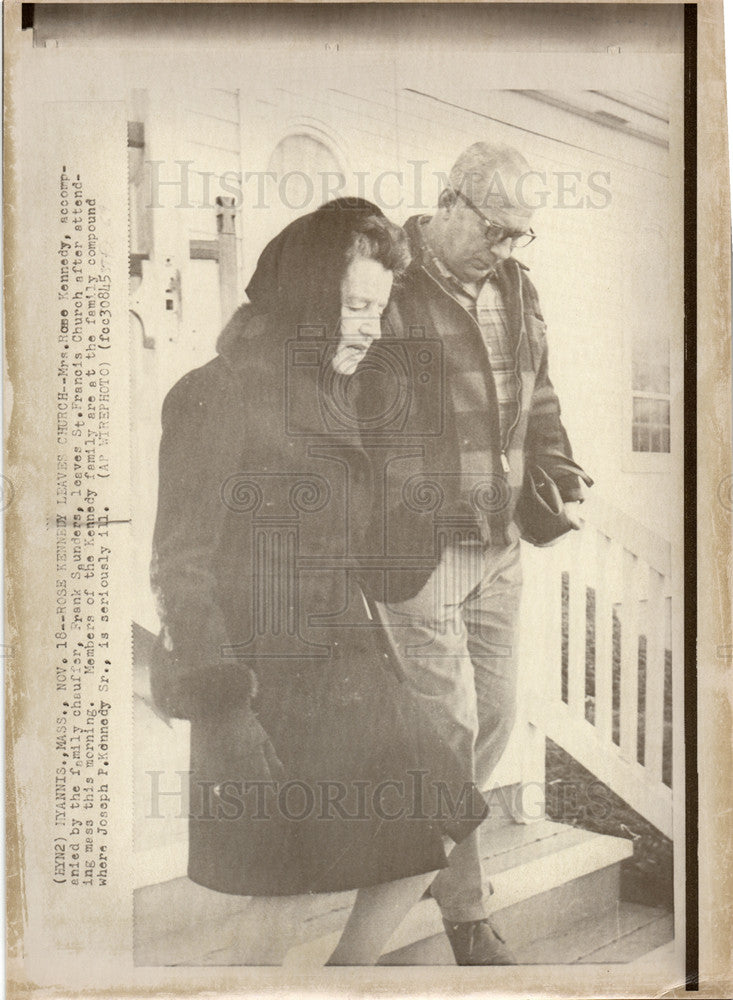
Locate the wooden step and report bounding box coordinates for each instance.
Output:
[134,814,635,966]
[517,902,674,965]
[627,939,676,968]
[375,903,673,966]
[489,863,622,949]
[281,818,634,967]
[378,820,633,957]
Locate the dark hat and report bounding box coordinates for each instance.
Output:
[245,198,387,330]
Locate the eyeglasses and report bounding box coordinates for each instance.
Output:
[454,190,536,250]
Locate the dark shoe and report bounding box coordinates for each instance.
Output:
[442,917,517,965]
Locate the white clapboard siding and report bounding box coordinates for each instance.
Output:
[182,88,241,124]
[183,112,241,157]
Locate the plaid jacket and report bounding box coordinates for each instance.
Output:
[356,215,584,604]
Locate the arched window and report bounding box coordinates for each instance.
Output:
[267,133,346,218]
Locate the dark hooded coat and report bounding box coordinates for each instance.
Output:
[150,201,487,896]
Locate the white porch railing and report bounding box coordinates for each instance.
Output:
[520,495,675,839]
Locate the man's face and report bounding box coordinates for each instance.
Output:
[439,196,532,283]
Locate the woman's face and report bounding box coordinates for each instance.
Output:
[332,256,393,375]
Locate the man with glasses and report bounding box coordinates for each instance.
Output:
[360,141,586,964]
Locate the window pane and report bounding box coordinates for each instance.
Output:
[650,361,670,394]
[633,398,650,424]
[632,396,670,454]
[632,335,670,394]
[632,423,650,452]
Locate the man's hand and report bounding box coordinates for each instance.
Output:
[564,501,582,530]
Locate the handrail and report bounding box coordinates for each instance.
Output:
[581,494,672,578]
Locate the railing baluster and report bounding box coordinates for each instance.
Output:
[644,566,666,783]
[519,549,545,703]
[515,548,548,821]
[593,529,614,745]
[619,549,640,763]
[544,547,564,706]
[567,529,586,721]
[539,498,674,838]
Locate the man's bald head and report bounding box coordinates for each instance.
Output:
[448,141,533,231]
[425,140,536,283]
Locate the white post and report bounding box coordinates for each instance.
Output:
[514,545,550,824]
[644,566,666,783]
[619,549,640,764]
[593,528,614,746]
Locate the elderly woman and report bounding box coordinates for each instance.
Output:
[150,199,486,965]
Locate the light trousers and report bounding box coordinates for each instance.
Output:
[374,539,523,923]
